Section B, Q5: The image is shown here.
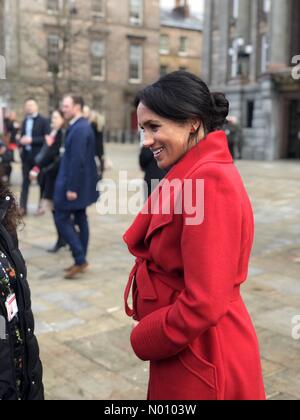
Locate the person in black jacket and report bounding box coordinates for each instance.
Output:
[139,146,167,200]
[0,140,14,185]
[223,116,244,160]
[32,110,66,253]
[19,99,51,216]
[4,111,20,155]
[0,181,44,400]
[2,111,20,183]
[89,110,105,180]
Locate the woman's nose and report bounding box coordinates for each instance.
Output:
[143,132,155,148]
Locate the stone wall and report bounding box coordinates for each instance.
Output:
[1,0,161,133]
[203,0,300,160]
[160,25,203,76]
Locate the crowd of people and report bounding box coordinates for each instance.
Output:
[0,96,105,279]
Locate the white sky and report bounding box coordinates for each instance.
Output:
[160,0,204,17]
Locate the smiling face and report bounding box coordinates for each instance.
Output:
[137,102,201,169]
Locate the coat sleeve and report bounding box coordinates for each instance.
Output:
[37,130,62,168]
[130,167,244,361]
[66,127,88,193]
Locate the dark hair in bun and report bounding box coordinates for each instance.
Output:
[210,92,230,130]
[135,71,229,135]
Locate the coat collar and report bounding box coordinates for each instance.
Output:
[69,116,84,126]
[66,117,85,138]
[163,130,233,183]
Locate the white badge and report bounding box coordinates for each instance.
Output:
[5,294,19,322]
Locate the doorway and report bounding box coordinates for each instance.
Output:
[287,100,300,159]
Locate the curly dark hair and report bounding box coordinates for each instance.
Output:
[0,180,23,233]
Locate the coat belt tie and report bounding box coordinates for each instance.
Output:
[124,257,157,317]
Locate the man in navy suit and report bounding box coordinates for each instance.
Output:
[54,95,99,279]
[19,99,51,215]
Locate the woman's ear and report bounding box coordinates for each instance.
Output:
[190,119,201,132]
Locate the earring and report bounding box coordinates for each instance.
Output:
[191,127,196,133]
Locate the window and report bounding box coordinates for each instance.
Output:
[258,0,271,20]
[261,34,269,73]
[47,34,61,73]
[130,0,143,26]
[232,0,239,18]
[160,35,170,54]
[91,0,104,17]
[91,40,106,79]
[129,44,143,82]
[93,95,104,112]
[229,39,239,78]
[47,0,60,12]
[160,65,168,76]
[263,0,271,14]
[179,37,188,54]
[246,101,255,128]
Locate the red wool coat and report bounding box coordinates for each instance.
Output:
[123,131,266,401]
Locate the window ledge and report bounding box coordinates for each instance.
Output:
[47,71,63,78]
[47,10,60,15]
[92,76,105,81]
[92,12,105,18]
[129,79,142,84]
[130,19,143,26]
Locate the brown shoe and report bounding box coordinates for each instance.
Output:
[64,263,89,279]
[64,265,75,272]
[64,263,89,272]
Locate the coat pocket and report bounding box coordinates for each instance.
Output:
[178,346,218,399]
[148,346,218,401]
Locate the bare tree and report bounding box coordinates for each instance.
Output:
[22,0,84,109]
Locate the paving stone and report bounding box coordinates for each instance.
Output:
[254,306,300,337]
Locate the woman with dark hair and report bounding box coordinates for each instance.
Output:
[123,71,265,400]
[0,182,44,400]
[32,110,66,253]
[89,110,105,179]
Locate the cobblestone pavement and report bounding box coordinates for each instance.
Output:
[9,144,300,400]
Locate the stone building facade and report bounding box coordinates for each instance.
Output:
[0,0,4,54]
[203,0,300,160]
[160,1,202,77]
[0,0,161,137]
